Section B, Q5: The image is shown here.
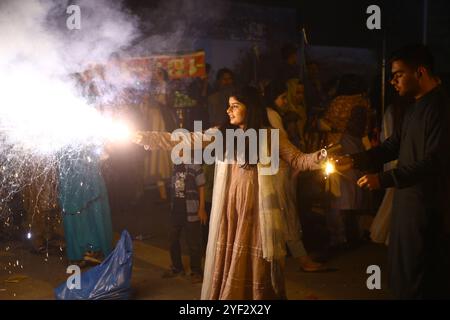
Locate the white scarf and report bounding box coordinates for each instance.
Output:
[201,160,287,299]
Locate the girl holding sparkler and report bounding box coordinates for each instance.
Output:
[132,86,326,300]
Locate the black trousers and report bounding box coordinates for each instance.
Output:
[169,209,202,275]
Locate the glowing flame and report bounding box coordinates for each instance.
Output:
[103,120,132,143]
[325,161,335,175]
[0,65,133,155]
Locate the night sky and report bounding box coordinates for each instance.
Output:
[125,0,450,73]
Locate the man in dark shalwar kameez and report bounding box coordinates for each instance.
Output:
[336,44,450,299]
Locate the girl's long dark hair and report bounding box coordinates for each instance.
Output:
[219,86,271,168]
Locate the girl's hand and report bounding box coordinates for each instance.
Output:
[316,149,327,163]
[198,208,208,225]
[132,131,146,145]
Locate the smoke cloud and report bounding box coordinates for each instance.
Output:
[0,0,140,200]
[0,0,228,200]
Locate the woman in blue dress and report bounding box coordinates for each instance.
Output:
[58,147,113,264]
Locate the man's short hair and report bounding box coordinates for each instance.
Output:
[389,44,435,74]
[281,43,298,61]
[216,68,234,81]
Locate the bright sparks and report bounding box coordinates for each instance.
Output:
[324,161,335,176]
[0,66,132,155]
[0,63,132,203]
[104,120,132,143]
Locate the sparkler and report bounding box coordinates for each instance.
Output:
[0,66,132,261]
[0,67,132,155]
[0,0,140,297]
[104,120,132,143]
[320,144,341,178]
[324,161,336,176]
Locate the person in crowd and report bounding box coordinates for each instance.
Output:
[188,63,212,129]
[207,68,235,127]
[280,43,300,84]
[162,159,207,284]
[264,80,326,272]
[336,44,450,299]
[58,147,113,266]
[319,74,371,250]
[370,94,410,245]
[102,87,146,214]
[285,78,308,149]
[141,67,173,201]
[133,86,327,299]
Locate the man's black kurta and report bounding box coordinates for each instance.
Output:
[352,86,450,299]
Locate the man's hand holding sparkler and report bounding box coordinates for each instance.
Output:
[357,174,380,190]
[332,155,381,190]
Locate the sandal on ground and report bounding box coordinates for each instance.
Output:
[299,256,335,273]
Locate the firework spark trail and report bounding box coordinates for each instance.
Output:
[0,0,231,290]
[0,0,138,203]
[0,1,140,275]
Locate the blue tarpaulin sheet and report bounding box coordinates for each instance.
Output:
[55,230,133,300]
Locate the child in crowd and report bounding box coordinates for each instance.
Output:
[163,160,207,284]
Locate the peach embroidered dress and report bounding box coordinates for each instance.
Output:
[137,129,323,299]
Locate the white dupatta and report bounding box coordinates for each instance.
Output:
[201,142,287,299]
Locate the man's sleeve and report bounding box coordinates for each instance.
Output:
[351,123,402,174]
[377,104,449,189]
